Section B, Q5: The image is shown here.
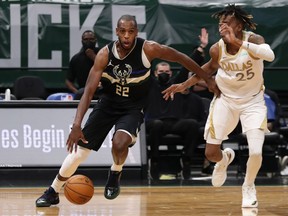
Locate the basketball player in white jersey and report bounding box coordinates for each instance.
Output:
[162,4,275,208]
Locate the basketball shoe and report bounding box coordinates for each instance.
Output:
[180,157,191,180]
[212,148,235,187]
[104,170,122,200]
[242,184,258,208]
[242,207,258,216]
[36,186,59,207]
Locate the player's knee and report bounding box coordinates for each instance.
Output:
[113,130,133,151]
[112,139,129,153]
[246,129,264,156]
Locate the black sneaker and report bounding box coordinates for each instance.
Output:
[104,170,122,200]
[36,186,59,207]
[202,163,214,175]
[181,157,191,180]
[182,163,191,180]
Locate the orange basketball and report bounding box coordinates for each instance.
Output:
[64,174,94,205]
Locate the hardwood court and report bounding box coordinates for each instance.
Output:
[0,186,287,216]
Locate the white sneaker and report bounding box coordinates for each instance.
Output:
[242,184,258,208]
[242,207,258,216]
[281,166,288,176]
[281,156,288,175]
[211,148,235,187]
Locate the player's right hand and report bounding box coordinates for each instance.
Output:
[66,125,88,153]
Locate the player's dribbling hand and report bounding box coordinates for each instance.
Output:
[66,125,88,153]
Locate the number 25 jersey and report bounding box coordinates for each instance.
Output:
[216,31,264,99]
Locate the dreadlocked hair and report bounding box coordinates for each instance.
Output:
[212,4,257,30]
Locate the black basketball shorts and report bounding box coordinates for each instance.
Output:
[77,105,144,151]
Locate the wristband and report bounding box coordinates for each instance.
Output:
[242,41,275,62]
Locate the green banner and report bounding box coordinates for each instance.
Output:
[0,1,287,89]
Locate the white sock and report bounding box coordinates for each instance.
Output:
[111,163,124,172]
[51,146,91,192]
[51,176,64,193]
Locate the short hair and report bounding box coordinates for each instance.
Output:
[117,15,138,28]
[212,4,257,30]
[82,30,96,39]
[155,62,170,70]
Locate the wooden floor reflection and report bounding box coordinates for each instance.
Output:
[0,186,287,216]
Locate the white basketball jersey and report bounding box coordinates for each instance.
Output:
[215,31,264,98]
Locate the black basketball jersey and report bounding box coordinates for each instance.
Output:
[100,37,151,110]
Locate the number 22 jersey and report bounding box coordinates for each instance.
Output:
[100,37,151,111]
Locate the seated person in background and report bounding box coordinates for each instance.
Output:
[191,78,214,100]
[264,89,281,132]
[65,30,101,99]
[174,28,214,100]
[179,87,213,175]
[173,28,214,174]
[264,89,288,176]
[145,61,207,180]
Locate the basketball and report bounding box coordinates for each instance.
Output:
[64,174,94,205]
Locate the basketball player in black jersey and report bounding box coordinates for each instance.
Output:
[36,14,220,207]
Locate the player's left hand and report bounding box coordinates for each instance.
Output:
[219,23,236,44]
[66,125,88,153]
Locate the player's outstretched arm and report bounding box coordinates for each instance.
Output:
[162,74,201,100]
[144,40,220,97]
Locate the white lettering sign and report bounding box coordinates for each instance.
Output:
[0,108,142,166]
[0,3,147,68]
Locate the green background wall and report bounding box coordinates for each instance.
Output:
[0,0,287,90]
